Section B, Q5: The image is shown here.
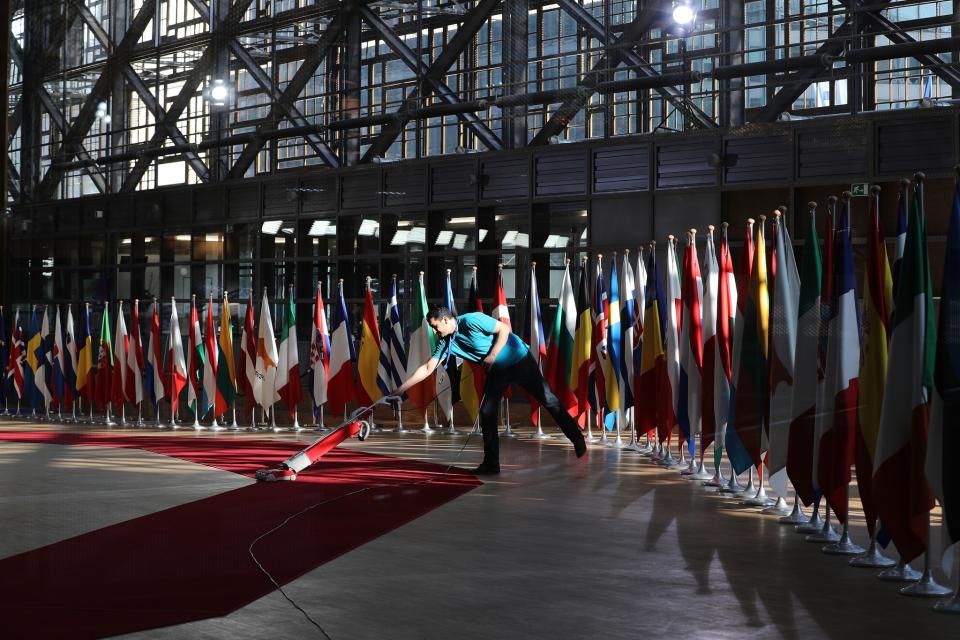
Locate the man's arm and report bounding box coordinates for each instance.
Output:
[482,320,510,370]
[393,357,440,396]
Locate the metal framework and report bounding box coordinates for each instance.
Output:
[7,0,960,202]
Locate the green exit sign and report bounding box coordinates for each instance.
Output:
[851,182,870,196]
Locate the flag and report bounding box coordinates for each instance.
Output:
[0,307,6,407]
[767,213,800,498]
[95,304,113,413]
[127,301,144,406]
[492,266,512,400]
[165,300,188,415]
[458,269,485,422]
[328,280,357,417]
[589,261,608,415]
[356,280,383,407]
[605,256,622,417]
[632,249,647,425]
[437,270,460,424]
[664,238,683,443]
[310,283,331,412]
[927,178,960,570]
[729,218,767,476]
[874,180,937,563]
[714,226,738,458]
[112,302,130,411]
[811,203,837,504]
[52,307,65,409]
[522,263,548,425]
[787,209,824,507]
[202,297,219,417]
[275,287,302,418]
[572,261,592,420]
[35,306,53,410]
[377,275,406,398]
[620,252,637,419]
[636,247,669,442]
[187,297,209,418]
[253,292,279,413]
[239,294,257,414]
[7,309,23,401]
[857,190,894,535]
[679,231,704,456]
[701,228,720,454]
[76,304,94,406]
[406,272,436,414]
[63,305,78,411]
[892,184,908,294]
[23,308,39,409]
[544,261,578,416]
[145,300,165,409]
[216,294,238,415]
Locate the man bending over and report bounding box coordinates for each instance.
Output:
[389,307,587,475]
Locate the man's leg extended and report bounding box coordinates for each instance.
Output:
[515,356,586,456]
[478,371,510,468]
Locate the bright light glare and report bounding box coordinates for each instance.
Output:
[672,4,695,25]
[210,83,229,102]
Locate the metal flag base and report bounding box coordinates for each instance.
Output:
[796,502,826,534]
[849,539,896,568]
[720,472,744,493]
[743,485,776,507]
[446,423,463,436]
[762,496,794,516]
[933,589,960,614]
[900,569,952,597]
[778,498,807,524]
[685,459,714,481]
[878,560,922,582]
[421,415,435,434]
[806,515,840,543]
[531,426,552,440]
[703,467,726,487]
[821,524,865,556]
[659,447,680,467]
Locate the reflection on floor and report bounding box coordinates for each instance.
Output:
[0,417,955,640]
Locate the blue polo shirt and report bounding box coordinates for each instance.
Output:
[431,312,529,370]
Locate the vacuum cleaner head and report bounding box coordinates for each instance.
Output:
[255,465,298,482]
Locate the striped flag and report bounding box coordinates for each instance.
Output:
[874,179,937,563]
[620,253,637,418]
[239,294,257,415]
[202,297,219,417]
[767,213,800,498]
[726,221,755,473]
[679,231,704,457]
[378,275,407,398]
[7,309,23,401]
[126,301,144,406]
[437,270,459,424]
[589,260,608,417]
[36,306,53,411]
[787,209,823,507]
[310,283,331,411]
[927,177,960,570]
[664,238,683,445]
[545,261,578,415]
[406,272,436,414]
[95,304,112,413]
[145,300,165,409]
[812,203,837,502]
[275,286,302,419]
[730,218,768,476]
[714,226,738,464]
[253,292,279,413]
[216,294,238,415]
[76,304,94,406]
[23,308,38,409]
[572,261,592,421]
[857,190,894,536]
[636,246,667,441]
[63,305,78,411]
[112,302,130,411]
[327,280,357,417]
[165,300,187,416]
[187,297,208,418]
[52,307,65,410]
[459,269,485,422]
[632,249,647,425]
[356,280,383,407]
[701,229,720,455]
[522,263,548,425]
[605,256,622,418]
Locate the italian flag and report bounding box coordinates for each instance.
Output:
[544,261,577,414]
[275,286,301,419]
[202,297,218,418]
[95,303,113,413]
[406,272,436,414]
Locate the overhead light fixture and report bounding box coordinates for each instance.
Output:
[175,234,191,241]
[503,231,530,248]
[543,234,570,249]
[390,230,410,246]
[448,216,476,225]
[407,227,426,244]
[205,234,221,242]
[308,220,335,237]
[672,0,697,26]
[261,220,282,235]
[435,230,453,246]
[479,229,489,243]
[205,78,232,106]
[120,238,132,245]
[358,218,380,237]
[452,234,469,250]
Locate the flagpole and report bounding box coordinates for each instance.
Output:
[933,549,960,613]
[778,488,808,524]
[849,519,896,567]
[796,495,826,533]
[806,503,840,543]
[822,482,865,555]
[900,514,952,597]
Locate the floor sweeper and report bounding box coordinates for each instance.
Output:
[254,399,390,482]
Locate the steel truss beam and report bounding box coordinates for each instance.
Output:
[362,0,500,161]
[358,4,503,152]
[185,0,340,172]
[36,1,159,200]
[71,1,211,184]
[544,0,716,137]
[122,0,257,192]
[531,0,667,145]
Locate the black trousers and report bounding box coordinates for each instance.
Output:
[478,354,584,464]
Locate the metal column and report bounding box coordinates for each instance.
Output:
[502,0,528,149]
[343,7,362,166]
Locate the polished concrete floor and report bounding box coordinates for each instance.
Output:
[0,417,956,640]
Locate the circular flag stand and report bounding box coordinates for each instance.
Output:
[762,495,793,517]
[778,491,808,524]
[933,557,960,614]
[900,518,951,597]
[659,438,680,467]
[878,560,922,582]
[821,493,864,556]
[501,398,518,438]
[849,522,896,568]
[796,497,826,534]
[719,463,744,494]
[806,508,840,544]
[531,408,551,440]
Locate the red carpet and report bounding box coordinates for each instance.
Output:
[0,431,480,639]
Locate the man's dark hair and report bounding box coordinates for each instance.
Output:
[427,306,455,324]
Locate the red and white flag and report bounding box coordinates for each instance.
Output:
[112,301,130,409]
[126,300,144,405]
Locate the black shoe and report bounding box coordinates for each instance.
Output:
[574,435,587,458]
[471,462,501,476]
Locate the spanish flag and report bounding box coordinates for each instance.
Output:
[356,279,383,406]
[76,304,94,405]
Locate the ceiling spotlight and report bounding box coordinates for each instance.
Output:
[206,78,231,106]
[672,0,696,27]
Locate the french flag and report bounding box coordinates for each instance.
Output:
[327,281,356,417]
